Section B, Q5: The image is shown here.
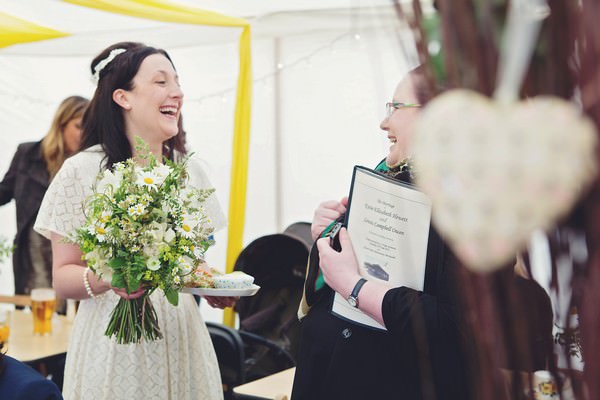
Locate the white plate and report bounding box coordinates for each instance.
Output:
[182,284,260,297]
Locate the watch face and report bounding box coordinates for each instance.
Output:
[347,296,358,308]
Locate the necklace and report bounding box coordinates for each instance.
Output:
[384,158,414,182]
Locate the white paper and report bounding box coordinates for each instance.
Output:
[331,166,432,330]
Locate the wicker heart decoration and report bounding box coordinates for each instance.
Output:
[412,90,598,272]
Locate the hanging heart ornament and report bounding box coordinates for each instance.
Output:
[412,89,598,272]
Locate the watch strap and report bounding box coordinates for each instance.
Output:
[348,278,367,307]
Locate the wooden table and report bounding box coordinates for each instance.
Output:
[233,367,295,400]
[4,310,73,363]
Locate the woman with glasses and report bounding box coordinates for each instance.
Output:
[291,67,470,400]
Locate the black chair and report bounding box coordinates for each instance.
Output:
[206,322,246,400]
[207,322,296,399]
[238,330,296,383]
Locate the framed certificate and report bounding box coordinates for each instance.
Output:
[331,166,432,330]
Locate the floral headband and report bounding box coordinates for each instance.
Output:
[92,48,126,83]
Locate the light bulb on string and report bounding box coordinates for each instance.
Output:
[428,40,441,56]
[276,62,284,70]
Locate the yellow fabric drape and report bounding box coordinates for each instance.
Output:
[63,0,251,327]
[0,12,69,48]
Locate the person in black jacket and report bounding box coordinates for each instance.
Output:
[291,67,470,400]
[0,96,88,299]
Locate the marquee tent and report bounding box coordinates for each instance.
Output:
[0,0,426,323]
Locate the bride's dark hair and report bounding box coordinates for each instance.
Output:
[80,42,187,169]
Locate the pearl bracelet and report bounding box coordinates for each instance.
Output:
[83,267,96,298]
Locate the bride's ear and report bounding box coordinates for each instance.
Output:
[112,89,131,110]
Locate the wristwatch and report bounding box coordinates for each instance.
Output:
[347,278,367,308]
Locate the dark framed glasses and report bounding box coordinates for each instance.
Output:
[385,102,421,117]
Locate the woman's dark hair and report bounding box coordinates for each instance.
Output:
[80,42,187,168]
[409,64,443,105]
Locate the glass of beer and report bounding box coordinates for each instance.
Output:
[0,310,10,345]
[31,288,56,335]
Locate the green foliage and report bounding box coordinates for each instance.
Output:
[0,237,13,263]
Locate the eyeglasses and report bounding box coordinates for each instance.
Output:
[385,102,421,117]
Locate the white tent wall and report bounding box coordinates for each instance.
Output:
[0,3,416,323]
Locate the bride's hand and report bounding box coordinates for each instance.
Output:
[112,287,146,299]
[204,296,238,309]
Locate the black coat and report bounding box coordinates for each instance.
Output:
[0,141,52,295]
[292,171,469,400]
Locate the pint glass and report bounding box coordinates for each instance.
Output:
[0,310,10,344]
[31,288,56,335]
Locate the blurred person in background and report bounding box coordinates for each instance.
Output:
[0,95,89,306]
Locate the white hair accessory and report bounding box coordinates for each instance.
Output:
[92,48,126,83]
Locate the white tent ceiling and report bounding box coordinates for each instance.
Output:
[0,0,425,321]
[0,0,426,55]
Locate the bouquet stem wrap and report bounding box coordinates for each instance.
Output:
[105,292,162,344]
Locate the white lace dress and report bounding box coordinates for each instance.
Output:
[34,145,226,400]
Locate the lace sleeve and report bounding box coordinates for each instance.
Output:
[34,152,102,239]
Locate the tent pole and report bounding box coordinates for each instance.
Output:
[274,36,284,232]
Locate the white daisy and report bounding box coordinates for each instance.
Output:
[178,256,194,274]
[87,223,108,242]
[128,203,147,217]
[177,226,194,239]
[136,170,160,190]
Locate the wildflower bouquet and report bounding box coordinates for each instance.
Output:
[71,146,215,344]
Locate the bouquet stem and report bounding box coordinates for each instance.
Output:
[105,293,163,344]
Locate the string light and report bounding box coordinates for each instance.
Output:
[428,40,441,55]
[184,31,356,105]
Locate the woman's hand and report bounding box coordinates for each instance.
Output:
[317,227,361,298]
[311,197,349,240]
[112,287,146,299]
[204,296,238,309]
